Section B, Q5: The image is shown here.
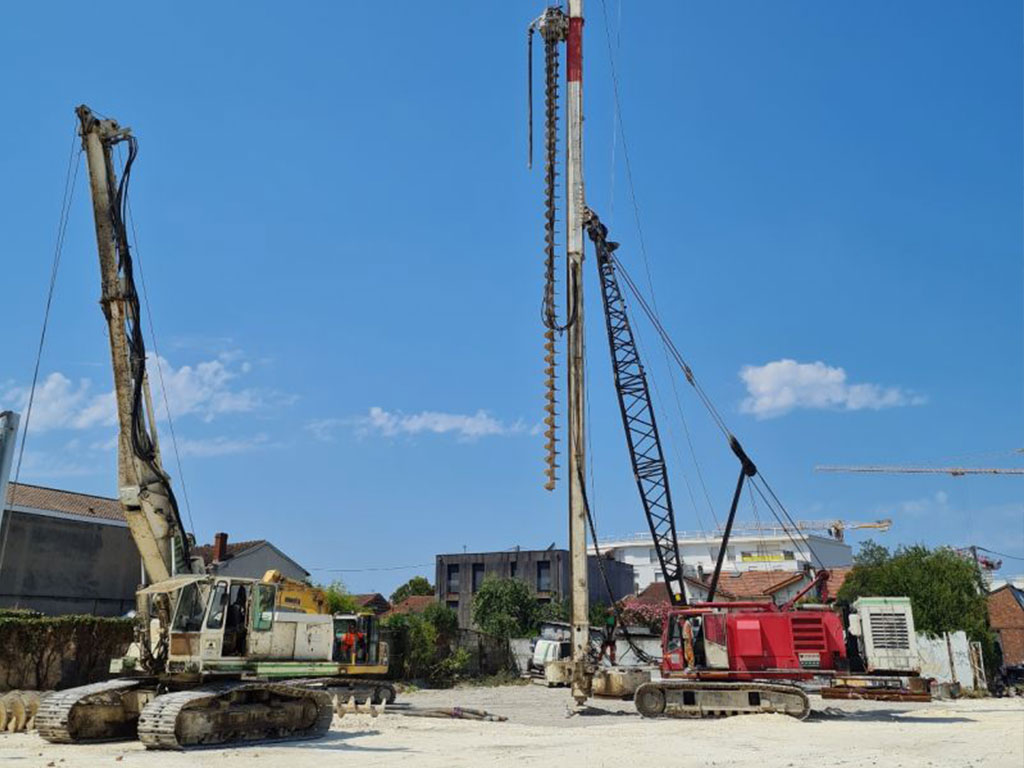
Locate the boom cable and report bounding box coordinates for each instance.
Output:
[12,125,81,500]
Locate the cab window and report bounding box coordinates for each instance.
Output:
[172,582,208,632]
[252,583,276,631]
[206,583,229,629]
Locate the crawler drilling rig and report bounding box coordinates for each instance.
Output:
[528,5,922,718]
[35,106,392,750]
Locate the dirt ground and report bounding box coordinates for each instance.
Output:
[2,683,1021,768]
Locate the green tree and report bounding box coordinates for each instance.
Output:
[320,580,358,614]
[422,601,458,643]
[838,541,997,676]
[471,576,539,639]
[390,576,434,605]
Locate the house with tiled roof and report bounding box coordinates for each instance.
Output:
[384,595,435,618]
[193,532,309,581]
[353,593,391,614]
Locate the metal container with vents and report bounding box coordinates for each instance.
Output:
[849,597,920,674]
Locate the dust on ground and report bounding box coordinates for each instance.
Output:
[1,683,1021,768]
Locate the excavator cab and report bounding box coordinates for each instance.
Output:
[332,613,384,668]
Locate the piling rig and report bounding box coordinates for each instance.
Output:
[35,107,393,750]
[528,6,923,719]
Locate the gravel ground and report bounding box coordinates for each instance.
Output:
[1,683,1021,768]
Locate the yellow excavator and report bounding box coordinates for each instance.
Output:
[35,106,392,750]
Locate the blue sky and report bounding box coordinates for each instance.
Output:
[1,1,1021,595]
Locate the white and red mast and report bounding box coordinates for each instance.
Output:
[563,0,591,706]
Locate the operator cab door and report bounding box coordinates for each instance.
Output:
[201,580,254,659]
[200,580,230,660]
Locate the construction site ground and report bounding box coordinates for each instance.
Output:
[2,683,1020,768]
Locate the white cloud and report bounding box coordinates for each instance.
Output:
[308,407,529,442]
[175,433,270,457]
[739,359,925,419]
[0,353,273,433]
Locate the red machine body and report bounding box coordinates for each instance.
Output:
[661,603,847,680]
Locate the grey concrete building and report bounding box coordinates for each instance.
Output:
[1,482,142,616]
[435,547,635,629]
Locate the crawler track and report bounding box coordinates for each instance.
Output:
[635,680,810,720]
[137,682,332,750]
[36,678,146,743]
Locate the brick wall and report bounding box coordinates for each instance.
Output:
[988,586,1024,667]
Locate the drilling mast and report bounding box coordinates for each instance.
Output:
[76,105,194,584]
[563,0,591,707]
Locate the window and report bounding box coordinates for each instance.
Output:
[510,561,518,579]
[206,582,229,629]
[171,582,208,633]
[472,563,485,593]
[446,564,460,594]
[649,548,659,563]
[783,550,795,561]
[536,560,551,592]
[252,584,275,631]
[655,572,664,582]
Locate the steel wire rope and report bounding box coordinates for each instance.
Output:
[11,126,81,499]
[596,0,719,533]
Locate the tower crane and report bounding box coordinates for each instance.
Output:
[817,465,1024,476]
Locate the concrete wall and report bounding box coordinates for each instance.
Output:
[917,631,980,690]
[210,543,307,581]
[0,510,140,616]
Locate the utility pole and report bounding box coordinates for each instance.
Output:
[564,0,591,707]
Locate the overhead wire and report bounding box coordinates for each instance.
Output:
[12,125,82,500]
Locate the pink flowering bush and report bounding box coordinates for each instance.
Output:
[618,598,673,634]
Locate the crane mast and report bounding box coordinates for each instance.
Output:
[76,105,193,584]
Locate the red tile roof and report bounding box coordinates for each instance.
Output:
[384,595,435,616]
[5,482,124,523]
[825,567,852,599]
[352,593,391,613]
[716,570,806,600]
[634,582,672,604]
[192,539,268,564]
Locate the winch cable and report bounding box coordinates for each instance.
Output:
[595,1,719,535]
[11,125,81,501]
[589,211,824,577]
[574,456,660,666]
[117,148,197,539]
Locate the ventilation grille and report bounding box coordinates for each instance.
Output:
[868,612,910,650]
[790,615,827,652]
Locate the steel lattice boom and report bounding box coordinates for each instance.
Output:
[585,211,686,605]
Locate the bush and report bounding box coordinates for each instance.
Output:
[382,603,464,687]
[320,580,359,614]
[0,614,133,690]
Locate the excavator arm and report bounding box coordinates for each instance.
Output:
[76,106,194,583]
